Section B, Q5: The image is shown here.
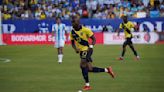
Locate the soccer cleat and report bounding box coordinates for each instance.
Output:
[118,57,123,60]
[107,66,115,78]
[58,62,62,64]
[82,86,92,91]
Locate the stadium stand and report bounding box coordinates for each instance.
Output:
[1,0,164,20]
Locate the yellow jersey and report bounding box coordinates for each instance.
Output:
[40,14,46,20]
[3,13,11,20]
[70,26,93,51]
[119,21,134,38]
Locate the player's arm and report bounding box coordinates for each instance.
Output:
[117,28,122,36]
[52,24,55,36]
[70,31,79,53]
[52,31,55,36]
[131,22,137,31]
[89,35,96,48]
[88,33,95,57]
[71,40,79,53]
[86,28,95,48]
[117,23,123,36]
[64,24,68,34]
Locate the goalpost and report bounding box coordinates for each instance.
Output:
[0,5,3,45]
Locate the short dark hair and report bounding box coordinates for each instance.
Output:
[56,17,61,20]
[122,15,127,19]
[71,16,80,23]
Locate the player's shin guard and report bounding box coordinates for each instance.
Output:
[91,67,105,73]
[81,67,89,83]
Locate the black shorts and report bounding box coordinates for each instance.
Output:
[80,48,93,62]
[124,37,133,45]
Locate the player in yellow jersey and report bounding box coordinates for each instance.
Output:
[70,16,115,91]
[117,16,140,60]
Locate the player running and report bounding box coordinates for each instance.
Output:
[52,17,67,64]
[117,16,140,60]
[70,16,115,91]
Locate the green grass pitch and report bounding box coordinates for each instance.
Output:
[0,44,164,92]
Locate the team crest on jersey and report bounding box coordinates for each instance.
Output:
[80,32,83,36]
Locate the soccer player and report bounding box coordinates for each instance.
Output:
[52,17,66,64]
[117,16,140,60]
[70,16,115,91]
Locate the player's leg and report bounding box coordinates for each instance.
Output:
[57,40,65,63]
[79,51,91,90]
[127,39,140,60]
[57,47,63,63]
[119,40,128,60]
[86,49,115,77]
[86,49,105,73]
[80,58,91,90]
[55,42,61,63]
[87,62,115,78]
[87,62,105,72]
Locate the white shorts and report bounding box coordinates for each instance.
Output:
[55,40,65,48]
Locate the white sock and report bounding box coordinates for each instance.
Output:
[85,83,90,86]
[105,68,108,72]
[58,54,63,63]
[137,56,140,58]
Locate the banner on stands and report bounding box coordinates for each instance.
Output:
[2,33,103,45]
[2,32,159,45]
[104,32,159,44]
[2,17,164,33]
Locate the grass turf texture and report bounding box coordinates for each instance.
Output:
[0,45,164,92]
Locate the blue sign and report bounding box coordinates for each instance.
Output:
[2,17,164,33]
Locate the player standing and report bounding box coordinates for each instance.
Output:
[52,17,66,64]
[117,16,140,60]
[70,16,115,91]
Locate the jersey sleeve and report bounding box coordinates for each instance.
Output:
[52,24,55,32]
[63,24,66,31]
[119,23,122,29]
[70,31,74,40]
[85,27,93,37]
[130,22,135,28]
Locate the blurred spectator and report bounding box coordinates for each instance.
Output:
[107,12,115,19]
[102,23,114,32]
[102,25,108,32]
[40,11,46,20]
[82,6,89,18]
[86,0,97,17]
[107,23,114,32]
[136,9,147,18]
[1,0,163,20]
[2,11,11,20]
[149,7,160,17]
[142,0,150,7]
